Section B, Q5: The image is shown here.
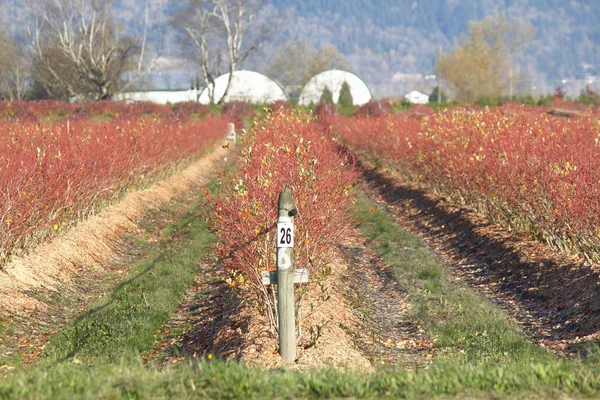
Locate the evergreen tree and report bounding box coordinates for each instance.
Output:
[338,81,353,106]
[337,81,355,116]
[319,86,334,104]
[428,86,448,103]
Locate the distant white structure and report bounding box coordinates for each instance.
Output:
[199,70,287,104]
[299,70,372,106]
[404,90,429,105]
[114,89,198,104]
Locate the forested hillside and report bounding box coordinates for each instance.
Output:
[267,0,600,97]
[1,0,598,98]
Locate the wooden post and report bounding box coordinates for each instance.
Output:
[226,122,236,143]
[277,189,296,362]
[260,189,307,362]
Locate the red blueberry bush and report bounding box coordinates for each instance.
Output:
[334,106,600,261]
[207,110,360,329]
[352,99,392,118]
[221,101,257,130]
[0,104,228,264]
[0,100,218,122]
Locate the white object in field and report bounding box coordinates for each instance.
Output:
[404,90,429,104]
[198,70,288,104]
[298,69,372,106]
[227,123,236,142]
[114,88,198,104]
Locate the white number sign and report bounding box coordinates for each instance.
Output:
[277,221,294,248]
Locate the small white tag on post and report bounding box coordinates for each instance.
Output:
[277,248,292,270]
[277,221,294,248]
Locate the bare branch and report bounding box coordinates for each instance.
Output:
[0,29,31,101]
[436,15,536,101]
[28,0,160,101]
[172,0,278,104]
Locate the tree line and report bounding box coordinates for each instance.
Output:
[0,1,547,104]
[0,0,278,104]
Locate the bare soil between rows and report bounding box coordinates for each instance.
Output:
[143,158,600,369]
[0,142,232,369]
[4,143,599,374]
[152,231,435,371]
[360,163,600,357]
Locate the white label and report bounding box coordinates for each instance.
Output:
[277,248,292,270]
[277,221,294,248]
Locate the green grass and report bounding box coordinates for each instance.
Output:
[5,186,600,398]
[4,356,600,399]
[35,194,216,367]
[353,192,551,364]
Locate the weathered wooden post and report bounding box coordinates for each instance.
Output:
[261,189,308,362]
[226,122,236,143]
[276,189,296,362]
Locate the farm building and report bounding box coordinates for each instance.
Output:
[404,90,429,104]
[198,70,288,104]
[113,89,198,104]
[298,70,372,106]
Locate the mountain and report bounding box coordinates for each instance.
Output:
[3,0,599,98]
[263,0,600,98]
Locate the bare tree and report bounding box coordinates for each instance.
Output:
[0,29,30,101]
[28,0,158,101]
[436,15,535,101]
[174,0,276,104]
[175,0,220,104]
[267,40,348,101]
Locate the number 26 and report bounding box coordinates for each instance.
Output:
[280,227,292,244]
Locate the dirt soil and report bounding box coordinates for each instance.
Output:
[339,234,435,369]
[154,232,435,371]
[360,164,600,357]
[152,158,600,370]
[0,142,232,367]
[6,140,599,373]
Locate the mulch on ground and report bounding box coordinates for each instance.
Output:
[154,230,436,370]
[360,164,600,357]
[0,145,233,372]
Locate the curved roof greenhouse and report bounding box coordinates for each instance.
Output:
[298,69,372,106]
[198,70,287,104]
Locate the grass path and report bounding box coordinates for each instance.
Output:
[40,198,217,366]
[3,184,600,398]
[353,192,551,365]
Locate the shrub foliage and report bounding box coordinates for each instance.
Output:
[207,110,360,329]
[334,104,600,262]
[0,101,228,264]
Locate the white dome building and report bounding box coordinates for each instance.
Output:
[404,90,429,104]
[199,70,287,104]
[298,70,372,106]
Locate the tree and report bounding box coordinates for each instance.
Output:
[337,80,354,115]
[268,40,348,101]
[578,85,599,105]
[435,15,535,101]
[29,0,158,101]
[319,86,333,104]
[428,86,447,103]
[173,0,276,104]
[0,29,30,101]
[338,81,353,105]
[309,46,348,79]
